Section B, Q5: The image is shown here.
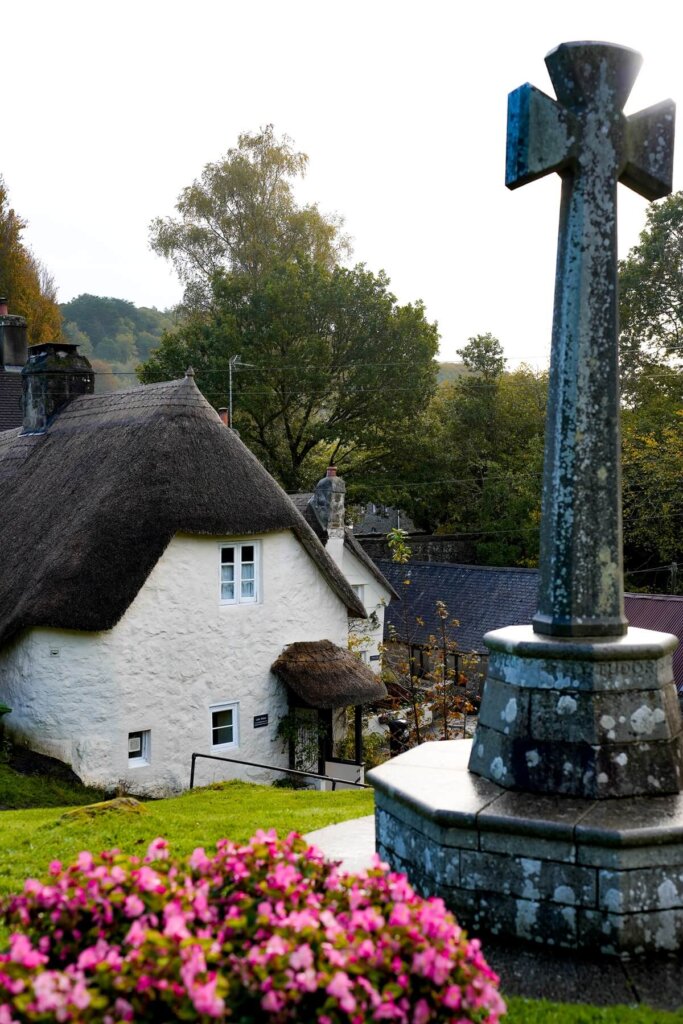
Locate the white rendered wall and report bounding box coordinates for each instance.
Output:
[342,547,391,672]
[0,531,349,796]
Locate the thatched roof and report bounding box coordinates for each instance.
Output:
[272,640,388,708]
[0,375,365,647]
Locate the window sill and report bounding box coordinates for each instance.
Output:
[128,759,150,769]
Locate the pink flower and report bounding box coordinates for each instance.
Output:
[146,837,169,861]
[413,997,431,1024]
[123,894,145,918]
[9,934,46,970]
[327,971,357,1014]
[76,851,94,872]
[262,989,286,1012]
[190,978,224,1017]
[289,944,314,970]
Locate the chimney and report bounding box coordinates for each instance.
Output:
[22,343,94,433]
[218,407,229,426]
[312,465,345,567]
[0,300,28,372]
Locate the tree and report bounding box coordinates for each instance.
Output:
[622,410,683,582]
[139,260,438,490]
[149,126,349,305]
[0,178,62,345]
[456,332,506,381]
[619,192,683,403]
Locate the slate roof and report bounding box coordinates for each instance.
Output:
[378,561,538,654]
[353,504,417,536]
[377,560,683,691]
[0,371,23,431]
[0,375,365,647]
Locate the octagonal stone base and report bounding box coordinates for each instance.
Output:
[468,626,683,798]
[368,740,683,956]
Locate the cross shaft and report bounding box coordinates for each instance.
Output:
[507,42,675,637]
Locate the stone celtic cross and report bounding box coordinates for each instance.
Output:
[507,42,675,637]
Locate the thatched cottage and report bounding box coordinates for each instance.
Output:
[0,339,386,795]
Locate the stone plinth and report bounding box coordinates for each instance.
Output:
[468,626,683,798]
[368,740,683,956]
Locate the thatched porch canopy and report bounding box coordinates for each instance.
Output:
[272,640,387,709]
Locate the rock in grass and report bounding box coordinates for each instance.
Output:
[60,797,147,821]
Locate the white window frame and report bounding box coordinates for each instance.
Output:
[219,542,260,605]
[128,730,151,768]
[351,583,365,608]
[210,701,240,750]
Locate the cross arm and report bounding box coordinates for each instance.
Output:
[621,99,676,200]
[506,84,577,190]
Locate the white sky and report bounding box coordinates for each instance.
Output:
[3,0,683,368]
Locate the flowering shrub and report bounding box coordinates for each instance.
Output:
[0,831,505,1023]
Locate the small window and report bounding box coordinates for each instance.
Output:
[211,702,239,749]
[351,584,365,607]
[220,543,259,604]
[128,730,150,767]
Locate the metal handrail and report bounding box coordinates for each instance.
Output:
[189,752,368,790]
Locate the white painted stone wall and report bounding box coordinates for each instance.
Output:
[0,530,349,796]
[342,547,391,671]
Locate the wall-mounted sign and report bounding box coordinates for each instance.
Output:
[253,714,269,729]
[370,654,380,662]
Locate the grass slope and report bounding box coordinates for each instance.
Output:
[505,998,683,1023]
[0,780,373,897]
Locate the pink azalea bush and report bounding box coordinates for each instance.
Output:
[0,831,505,1023]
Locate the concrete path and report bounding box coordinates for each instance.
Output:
[305,814,683,1014]
[305,814,375,874]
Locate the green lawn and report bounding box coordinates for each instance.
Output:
[0,779,374,896]
[1,777,682,1023]
[505,999,683,1023]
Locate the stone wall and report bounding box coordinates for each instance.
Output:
[357,533,481,564]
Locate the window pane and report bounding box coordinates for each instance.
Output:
[241,580,255,598]
[241,563,254,581]
[221,548,235,564]
[221,582,235,600]
[212,708,233,745]
[221,565,235,582]
[241,545,254,562]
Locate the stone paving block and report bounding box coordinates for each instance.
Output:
[479,829,576,865]
[577,842,683,870]
[599,865,683,915]
[580,908,683,955]
[476,675,532,734]
[486,632,674,693]
[374,805,460,887]
[468,890,579,948]
[374,793,479,850]
[576,790,683,846]
[460,849,596,906]
[529,684,680,745]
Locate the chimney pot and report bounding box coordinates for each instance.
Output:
[218,407,229,426]
[326,465,337,477]
[0,298,8,317]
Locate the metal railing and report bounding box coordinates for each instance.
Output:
[189,752,368,790]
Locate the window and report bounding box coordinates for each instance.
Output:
[211,702,239,749]
[220,543,259,604]
[351,584,365,605]
[128,730,150,767]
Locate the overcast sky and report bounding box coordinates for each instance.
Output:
[3,0,683,368]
